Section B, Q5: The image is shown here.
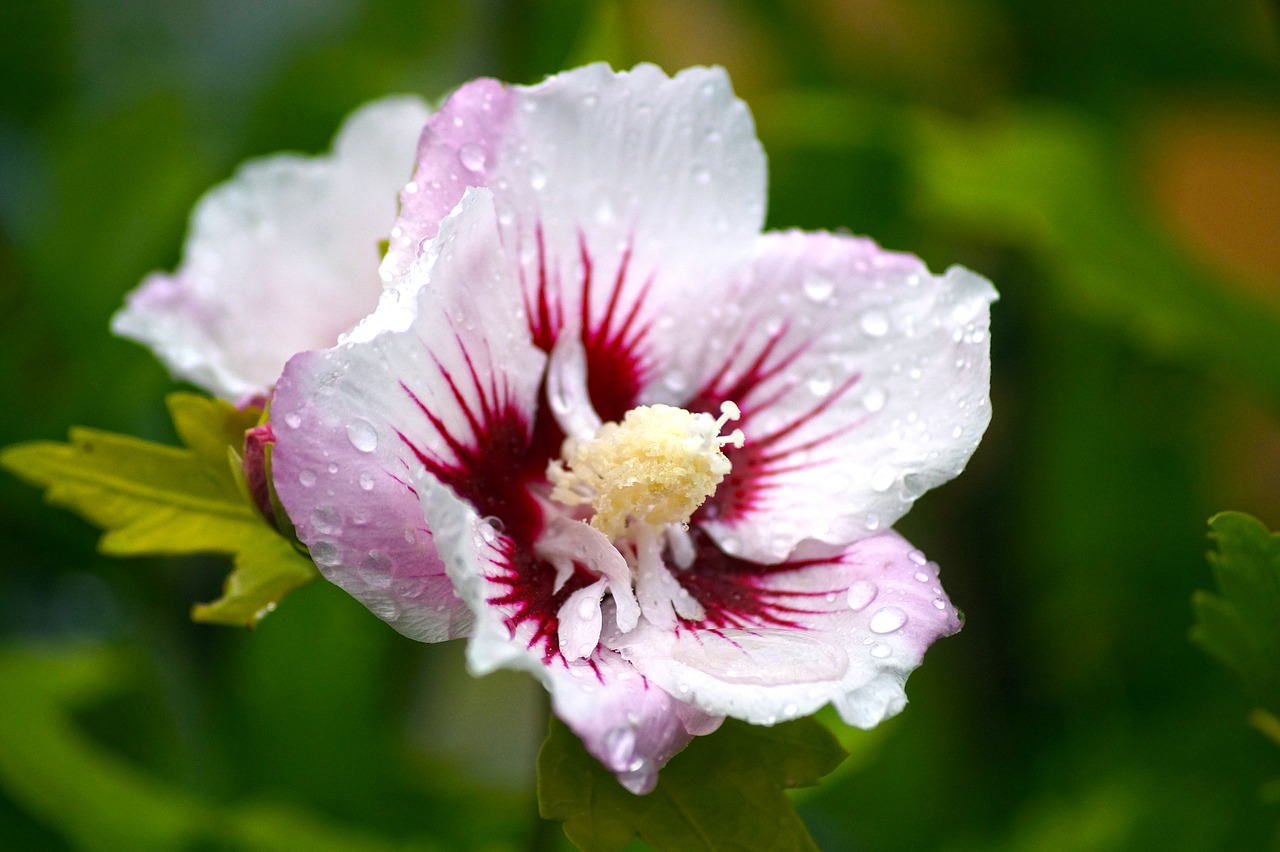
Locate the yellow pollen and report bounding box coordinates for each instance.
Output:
[548,402,744,539]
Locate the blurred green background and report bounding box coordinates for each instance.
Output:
[3,1,1280,849]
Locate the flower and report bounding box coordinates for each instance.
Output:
[270,64,996,794]
[112,96,431,402]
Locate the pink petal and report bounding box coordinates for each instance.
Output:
[271,189,546,641]
[682,230,996,563]
[607,530,962,728]
[113,97,430,400]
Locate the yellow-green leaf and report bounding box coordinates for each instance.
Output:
[1,393,316,627]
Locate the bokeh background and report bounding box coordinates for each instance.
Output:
[3,1,1279,849]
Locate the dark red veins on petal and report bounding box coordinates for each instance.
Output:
[678,527,833,632]
[686,323,864,523]
[397,335,542,546]
[395,331,606,667]
[521,225,655,474]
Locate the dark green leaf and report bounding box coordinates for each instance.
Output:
[1192,512,1280,714]
[538,715,846,852]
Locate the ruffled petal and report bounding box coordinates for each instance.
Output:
[679,230,996,563]
[384,63,765,423]
[113,97,430,400]
[420,472,721,795]
[607,530,962,728]
[272,189,545,641]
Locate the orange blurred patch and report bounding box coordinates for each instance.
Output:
[1145,104,1280,308]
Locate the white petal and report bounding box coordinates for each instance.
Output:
[421,474,721,795]
[272,189,544,642]
[683,230,996,562]
[607,530,962,728]
[114,97,429,400]
[383,64,766,421]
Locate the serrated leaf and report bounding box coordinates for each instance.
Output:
[538,716,846,852]
[1,392,316,626]
[1192,512,1280,714]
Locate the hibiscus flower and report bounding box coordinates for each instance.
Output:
[270,64,996,794]
[112,96,430,402]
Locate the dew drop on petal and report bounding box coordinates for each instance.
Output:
[358,470,376,491]
[346,418,378,453]
[915,571,930,583]
[311,507,342,535]
[803,273,835,302]
[358,551,393,588]
[863,388,888,412]
[529,162,547,190]
[860,311,890,336]
[808,376,833,396]
[933,598,947,610]
[870,606,908,634]
[846,580,878,611]
[869,465,896,492]
[283,412,302,429]
[870,643,892,659]
[458,142,486,172]
[605,727,636,768]
[310,540,339,568]
[298,469,317,487]
[908,549,927,565]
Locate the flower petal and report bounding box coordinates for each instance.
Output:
[113,97,430,400]
[384,63,766,423]
[607,530,962,728]
[681,230,996,563]
[420,472,721,795]
[271,188,545,641]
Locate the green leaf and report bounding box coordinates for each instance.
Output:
[0,643,439,852]
[538,716,847,852]
[1,392,316,626]
[1192,512,1280,714]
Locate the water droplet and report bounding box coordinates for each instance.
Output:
[458,142,486,172]
[253,602,277,621]
[693,167,711,184]
[605,727,636,768]
[677,682,690,694]
[914,571,930,583]
[310,540,339,567]
[807,376,833,396]
[865,513,881,531]
[803,273,834,302]
[860,311,889,336]
[933,598,947,610]
[578,596,597,619]
[358,551,393,587]
[908,550,927,565]
[869,465,896,492]
[283,412,302,429]
[327,463,338,474]
[870,643,892,659]
[298,469,317,487]
[358,470,376,491]
[311,507,342,535]
[863,388,887,412]
[346,418,378,453]
[529,162,547,190]
[869,606,908,633]
[846,580,877,611]
[783,703,798,717]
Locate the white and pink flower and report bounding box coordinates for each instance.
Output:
[267,64,995,794]
[112,96,431,402]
